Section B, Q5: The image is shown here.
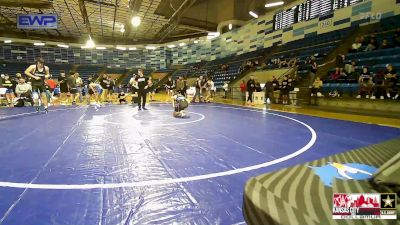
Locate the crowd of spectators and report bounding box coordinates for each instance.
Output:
[0,70,127,107]
[319,28,400,100]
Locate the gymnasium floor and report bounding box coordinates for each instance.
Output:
[0,102,399,225]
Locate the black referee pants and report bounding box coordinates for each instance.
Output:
[137,90,147,108]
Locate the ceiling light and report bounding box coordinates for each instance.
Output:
[57,44,69,48]
[131,16,141,27]
[85,37,95,48]
[4,40,12,43]
[228,24,232,30]
[265,1,284,8]
[249,11,258,18]
[145,46,156,50]
[116,46,127,50]
[179,43,185,46]
[128,47,137,50]
[207,32,220,40]
[34,42,45,46]
[96,46,106,50]
[168,45,176,48]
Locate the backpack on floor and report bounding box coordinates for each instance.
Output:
[14,98,25,107]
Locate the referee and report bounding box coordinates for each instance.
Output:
[135,69,149,110]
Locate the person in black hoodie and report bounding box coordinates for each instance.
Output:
[246,75,256,106]
[135,69,149,110]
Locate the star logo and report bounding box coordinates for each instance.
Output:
[383,195,394,207]
[380,193,396,209]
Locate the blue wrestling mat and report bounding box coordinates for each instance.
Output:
[0,103,399,225]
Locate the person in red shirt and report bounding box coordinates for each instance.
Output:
[239,80,246,102]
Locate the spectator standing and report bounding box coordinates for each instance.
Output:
[239,80,246,102]
[223,81,229,99]
[58,71,68,103]
[193,76,203,103]
[165,77,174,96]
[246,76,256,106]
[67,72,78,105]
[280,75,290,105]
[176,76,185,96]
[135,69,149,110]
[75,73,83,103]
[272,76,280,103]
[3,75,14,106]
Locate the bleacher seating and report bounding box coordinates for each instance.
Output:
[74,65,104,81]
[322,28,400,96]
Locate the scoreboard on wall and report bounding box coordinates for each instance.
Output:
[274,0,363,30]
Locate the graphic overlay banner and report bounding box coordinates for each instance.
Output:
[17,14,58,29]
[333,193,397,219]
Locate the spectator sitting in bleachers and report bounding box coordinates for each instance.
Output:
[345,60,359,80]
[364,34,378,52]
[392,28,400,47]
[311,77,323,97]
[359,35,368,50]
[357,67,373,99]
[371,71,386,99]
[380,39,391,49]
[384,64,398,99]
[350,37,362,53]
[15,77,33,106]
[332,54,346,80]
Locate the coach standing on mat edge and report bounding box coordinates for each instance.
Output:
[136,69,149,110]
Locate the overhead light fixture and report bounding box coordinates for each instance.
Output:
[128,47,137,50]
[168,45,176,48]
[265,1,284,8]
[131,16,141,27]
[228,24,232,30]
[96,46,106,50]
[207,32,220,40]
[4,40,12,43]
[34,42,45,46]
[249,11,258,18]
[179,42,185,46]
[145,46,156,50]
[116,46,127,50]
[84,36,95,48]
[57,44,69,48]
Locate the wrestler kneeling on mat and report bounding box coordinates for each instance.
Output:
[172,94,189,118]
